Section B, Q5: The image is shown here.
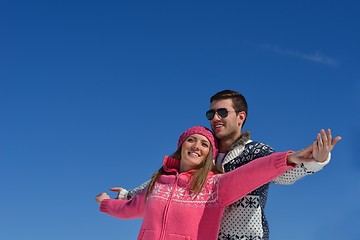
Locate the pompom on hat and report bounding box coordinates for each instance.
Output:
[177,126,218,158]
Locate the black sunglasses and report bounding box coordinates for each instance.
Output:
[206,108,238,120]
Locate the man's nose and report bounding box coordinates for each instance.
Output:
[212,111,221,121]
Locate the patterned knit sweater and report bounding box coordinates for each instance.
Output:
[216,131,330,240]
[102,152,294,240]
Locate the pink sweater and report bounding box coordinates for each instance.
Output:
[100,151,294,240]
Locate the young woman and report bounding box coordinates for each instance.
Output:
[96,126,332,240]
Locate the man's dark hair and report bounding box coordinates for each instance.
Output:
[210,90,248,126]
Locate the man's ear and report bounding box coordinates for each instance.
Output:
[237,111,246,126]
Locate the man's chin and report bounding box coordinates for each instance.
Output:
[213,130,225,139]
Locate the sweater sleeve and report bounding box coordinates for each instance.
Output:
[301,152,331,173]
[217,151,294,206]
[100,190,146,219]
[272,152,331,185]
[116,180,151,200]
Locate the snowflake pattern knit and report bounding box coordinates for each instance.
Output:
[217,136,315,240]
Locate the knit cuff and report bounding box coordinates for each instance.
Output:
[100,199,111,214]
[117,188,129,200]
[302,152,331,173]
[275,151,296,170]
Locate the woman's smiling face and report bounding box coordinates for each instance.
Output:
[180,134,210,172]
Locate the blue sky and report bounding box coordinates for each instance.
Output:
[1,0,359,239]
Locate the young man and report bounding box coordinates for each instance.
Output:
[204,90,339,239]
[111,89,341,240]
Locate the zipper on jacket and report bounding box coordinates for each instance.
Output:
[159,174,179,240]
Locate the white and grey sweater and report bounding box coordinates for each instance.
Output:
[119,130,330,240]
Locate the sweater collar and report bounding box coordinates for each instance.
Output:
[163,156,200,174]
[228,130,251,151]
[163,156,180,173]
[162,155,216,177]
[220,130,251,167]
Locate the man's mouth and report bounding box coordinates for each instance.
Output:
[213,122,224,129]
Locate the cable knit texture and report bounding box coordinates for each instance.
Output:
[100,151,293,240]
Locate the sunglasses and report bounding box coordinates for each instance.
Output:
[206,108,238,120]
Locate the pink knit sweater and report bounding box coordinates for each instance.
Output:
[100,151,294,240]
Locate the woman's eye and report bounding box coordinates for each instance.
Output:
[202,143,209,148]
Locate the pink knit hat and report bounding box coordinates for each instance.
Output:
[177,126,218,158]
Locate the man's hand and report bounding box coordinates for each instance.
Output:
[287,128,341,165]
[313,128,342,163]
[110,187,128,199]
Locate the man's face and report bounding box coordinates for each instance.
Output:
[208,99,242,141]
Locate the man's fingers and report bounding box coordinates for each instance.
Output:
[109,187,123,192]
[317,132,323,148]
[326,129,332,147]
[329,136,342,151]
[320,129,329,146]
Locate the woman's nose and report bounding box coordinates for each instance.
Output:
[193,141,201,149]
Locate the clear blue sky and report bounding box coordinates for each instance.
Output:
[1,1,359,239]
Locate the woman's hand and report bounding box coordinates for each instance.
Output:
[287,144,313,165]
[96,192,110,204]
